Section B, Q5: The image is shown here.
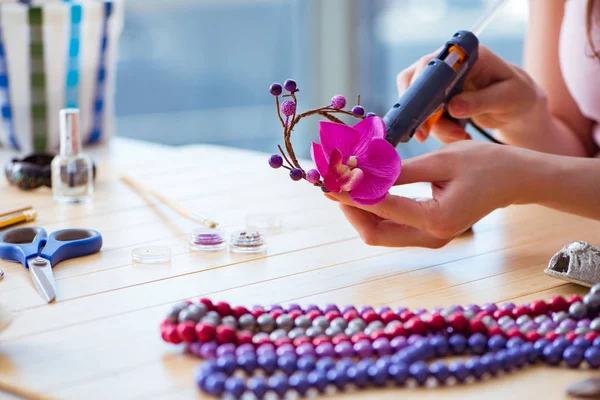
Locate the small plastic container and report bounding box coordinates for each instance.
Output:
[229,230,267,254]
[132,246,172,264]
[190,228,227,251]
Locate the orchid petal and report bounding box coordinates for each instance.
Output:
[310,142,329,176]
[352,116,387,156]
[319,121,360,162]
[350,138,401,200]
[350,193,387,205]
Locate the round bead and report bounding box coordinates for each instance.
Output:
[288,327,306,340]
[199,342,218,359]
[367,364,388,387]
[330,95,346,110]
[216,325,236,344]
[220,316,238,328]
[269,329,288,342]
[294,315,312,329]
[516,315,532,325]
[568,295,583,305]
[281,100,297,117]
[507,337,525,349]
[306,326,324,338]
[247,376,268,398]
[424,313,446,331]
[277,353,298,375]
[548,296,569,312]
[237,352,258,374]
[326,367,348,390]
[289,371,310,396]
[216,354,237,375]
[381,310,399,324]
[468,333,488,354]
[216,343,236,358]
[315,342,335,358]
[224,376,245,399]
[584,292,600,309]
[289,168,303,181]
[296,343,316,358]
[449,334,467,354]
[469,319,487,335]
[530,300,548,315]
[351,105,365,116]
[307,370,328,392]
[448,312,469,331]
[330,317,348,331]
[573,337,592,349]
[366,112,377,118]
[591,318,600,331]
[195,323,216,342]
[238,314,257,331]
[429,361,450,383]
[204,372,227,396]
[268,154,283,169]
[592,284,600,294]
[257,314,276,333]
[430,335,449,357]
[297,355,317,372]
[283,79,297,92]
[448,361,469,382]
[409,361,429,385]
[257,352,278,374]
[276,314,294,331]
[348,318,367,331]
[313,316,330,330]
[372,337,393,356]
[405,317,427,335]
[465,358,486,379]
[269,83,283,96]
[585,346,600,368]
[543,344,563,365]
[480,353,500,376]
[564,345,585,368]
[570,302,589,320]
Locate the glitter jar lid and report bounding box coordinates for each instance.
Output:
[190,228,226,251]
[132,246,172,264]
[229,230,266,253]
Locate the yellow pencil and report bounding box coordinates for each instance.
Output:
[0,209,37,230]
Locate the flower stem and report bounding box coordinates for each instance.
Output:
[275,97,285,128]
[277,144,294,169]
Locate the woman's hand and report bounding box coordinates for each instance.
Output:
[324,141,546,248]
[396,45,543,145]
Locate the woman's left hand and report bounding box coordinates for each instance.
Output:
[324,141,543,248]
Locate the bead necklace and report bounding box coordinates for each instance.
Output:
[160,285,600,398]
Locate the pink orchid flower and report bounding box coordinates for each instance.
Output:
[310,116,401,205]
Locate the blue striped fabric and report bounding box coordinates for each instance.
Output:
[65,3,82,109]
[0,12,17,150]
[87,1,112,144]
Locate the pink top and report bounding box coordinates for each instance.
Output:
[559,0,600,153]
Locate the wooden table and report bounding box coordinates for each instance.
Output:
[0,137,599,400]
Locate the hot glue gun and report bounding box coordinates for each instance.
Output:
[382,0,509,146]
[382,30,479,146]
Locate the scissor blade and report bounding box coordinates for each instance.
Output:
[27,258,56,303]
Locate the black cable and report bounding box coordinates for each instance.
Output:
[467,118,506,145]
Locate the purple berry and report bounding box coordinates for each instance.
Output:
[290,168,303,181]
[366,112,377,118]
[269,154,283,169]
[306,169,321,184]
[352,105,365,116]
[284,79,297,92]
[281,100,296,117]
[330,95,346,110]
[269,83,282,96]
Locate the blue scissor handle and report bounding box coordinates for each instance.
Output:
[0,226,48,267]
[39,228,102,266]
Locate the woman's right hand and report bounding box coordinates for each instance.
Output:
[396,45,544,144]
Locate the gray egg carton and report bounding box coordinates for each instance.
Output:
[545,241,600,287]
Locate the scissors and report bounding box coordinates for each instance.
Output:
[0,226,102,303]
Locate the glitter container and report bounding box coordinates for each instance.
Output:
[190,228,226,251]
[229,230,266,254]
[132,246,172,264]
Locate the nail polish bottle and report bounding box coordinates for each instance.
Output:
[51,108,94,203]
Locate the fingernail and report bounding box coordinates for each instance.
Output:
[451,99,467,116]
